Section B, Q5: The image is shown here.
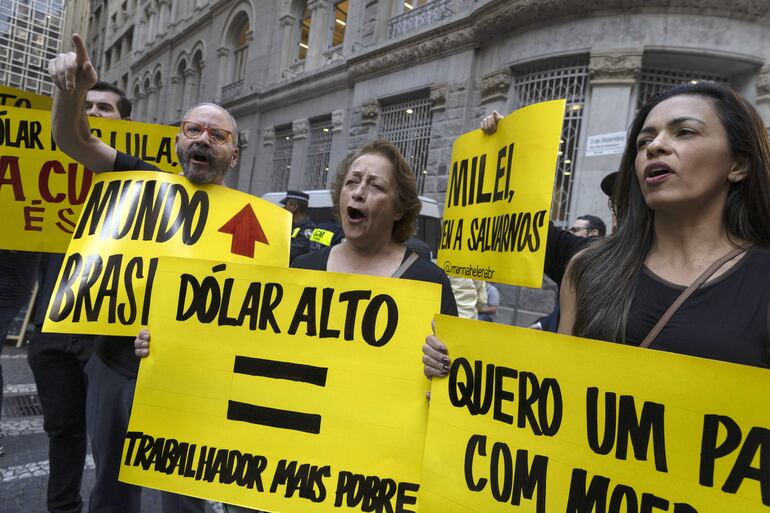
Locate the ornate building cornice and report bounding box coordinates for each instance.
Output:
[589,49,643,85]
[479,69,512,104]
[348,0,770,81]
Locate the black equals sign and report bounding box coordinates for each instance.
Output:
[227,356,328,435]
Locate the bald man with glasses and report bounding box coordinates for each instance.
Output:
[49,34,240,513]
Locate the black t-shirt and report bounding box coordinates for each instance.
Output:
[291,246,458,316]
[625,247,770,368]
[544,221,592,287]
[92,152,161,377]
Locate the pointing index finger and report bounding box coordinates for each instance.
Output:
[72,33,90,68]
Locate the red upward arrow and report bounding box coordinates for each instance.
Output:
[218,204,269,258]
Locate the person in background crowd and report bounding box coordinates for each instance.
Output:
[282,190,319,262]
[48,34,227,513]
[531,214,607,331]
[24,80,131,513]
[0,250,40,457]
[477,282,499,322]
[450,278,487,320]
[136,139,458,513]
[425,81,770,382]
[568,214,606,238]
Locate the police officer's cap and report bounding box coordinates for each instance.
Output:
[280,190,310,205]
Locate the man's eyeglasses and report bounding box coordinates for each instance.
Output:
[180,121,232,145]
[568,226,587,234]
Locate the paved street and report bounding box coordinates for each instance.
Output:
[0,342,223,513]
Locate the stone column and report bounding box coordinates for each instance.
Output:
[326,109,347,187]
[570,48,642,226]
[135,92,147,122]
[288,118,310,189]
[170,75,183,119]
[182,69,197,112]
[756,66,770,128]
[214,47,230,103]
[279,13,298,70]
[158,0,170,36]
[306,0,331,70]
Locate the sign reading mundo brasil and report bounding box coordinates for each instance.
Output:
[119,257,440,513]
[43,171,291,337]
[0,104,181,252]
[437,100,565,288]
[0,84,53,110]
[420,315,770,512]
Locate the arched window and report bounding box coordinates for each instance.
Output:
[297,3,310,61]
[174,58,186,117]
[330,1,347,48]
[228,15,250,84]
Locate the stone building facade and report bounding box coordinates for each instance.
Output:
[87,0,770,325]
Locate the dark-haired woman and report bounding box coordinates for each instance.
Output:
[424,81,770,378]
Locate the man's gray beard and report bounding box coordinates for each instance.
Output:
[177,146,228,185]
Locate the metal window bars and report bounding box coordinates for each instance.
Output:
[378,93,433,194]
[637,67,730,108]
[271,126,294,192]
[511,57,590,224]
[305,117,333,190]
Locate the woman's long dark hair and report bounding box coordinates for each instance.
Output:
[569,81,770,342]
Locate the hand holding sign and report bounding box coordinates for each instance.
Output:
[48,34,98,95]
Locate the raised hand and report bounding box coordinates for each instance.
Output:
[480,110,503,135]
[48,34,98,94]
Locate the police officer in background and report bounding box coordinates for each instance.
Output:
[282,190,336,262]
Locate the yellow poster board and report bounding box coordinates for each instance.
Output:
[0,104,181,252]
[42,172,291,337]
[119,257,440,513]
[0,84,53,110]
[437,100,565,288]
[421,315,770,512]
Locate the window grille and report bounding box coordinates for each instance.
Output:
[378,93,433,194]
[511,56,589,224]
[305,117,333,190]
[271,126,294,191]
[637,67,730,108]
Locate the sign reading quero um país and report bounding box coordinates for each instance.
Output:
[437,100,565,289]
[0,104,183,253]
[585,131,627,157]
[0,84,53,110]
[420,315,770,513]
[42,171,291,338]
[119,257,441,513]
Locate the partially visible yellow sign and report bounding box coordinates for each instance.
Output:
[0,85,52,110]
[437,100,565,288]
[43,172,291,337]
[421,315,770,512]
[0,105,181,252]
[119,257,439,513]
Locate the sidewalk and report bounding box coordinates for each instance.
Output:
[0,342,222,512]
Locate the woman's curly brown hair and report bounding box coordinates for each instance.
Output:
[331,140,421,244]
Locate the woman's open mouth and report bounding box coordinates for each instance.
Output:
[347,207,366,221]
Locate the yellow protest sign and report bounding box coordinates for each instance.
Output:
[42,172,291,337]
[0,84,53,110]
[437,100,565,288]
[421,315,770,512]
[0,104,181,252]
[119,257,439,513]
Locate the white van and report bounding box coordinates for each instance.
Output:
[262,189,442,256]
